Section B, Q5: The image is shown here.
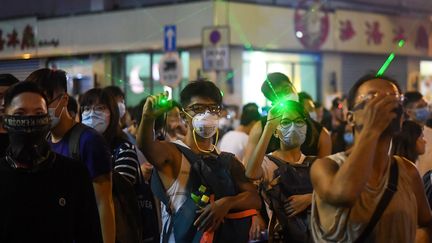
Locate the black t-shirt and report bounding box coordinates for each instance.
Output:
[0,133,9,158]
[0,152,103,243]
[261,116,323,156]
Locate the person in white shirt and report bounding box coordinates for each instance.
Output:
[219,103,261,161]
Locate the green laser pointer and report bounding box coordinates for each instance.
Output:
[376,40,405,77]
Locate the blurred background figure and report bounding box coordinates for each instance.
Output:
[314,101,332,132]
[0,74,19,157]
[403,91,432,180]
[393,120,426,163]
[330,97,347,132]
[219,103,261,161]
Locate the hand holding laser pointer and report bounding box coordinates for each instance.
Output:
[142,91,173,119]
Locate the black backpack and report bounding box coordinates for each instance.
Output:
[262,155,316,243]
[151,143,253,243]
[67,123,143,243]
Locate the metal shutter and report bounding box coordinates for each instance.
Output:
[341,53,407,94]
[0,59,43,81]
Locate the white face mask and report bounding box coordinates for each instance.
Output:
[48,106,64,129]
[309,111,318,121]
[277,123,307,149]
[192,111,219,138]
[118,102,126,119]
[82,110,110,134]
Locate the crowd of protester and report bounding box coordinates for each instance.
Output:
[1,69,432,243]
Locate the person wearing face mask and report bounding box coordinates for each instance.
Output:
[310,74,432,242]
[25,68,115,243]
[80,88,158,243]
[0,81,103,242]
[245,100,317,242]
[0,74,19,157]
[403,91,432,179]
[137,80,261,243]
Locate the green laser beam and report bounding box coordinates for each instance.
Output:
[376,53,395,77]
[376,39,405,77]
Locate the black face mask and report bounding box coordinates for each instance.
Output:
[3,114,51,166]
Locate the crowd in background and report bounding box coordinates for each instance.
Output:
[1,69,432,243]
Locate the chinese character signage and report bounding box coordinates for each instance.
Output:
[335,10,431,56]
[0,17,60,58]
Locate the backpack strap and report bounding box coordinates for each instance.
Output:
[354,158,399,243]
[266,154,316,167]
[302,156,317,167]
[266,155,286,168]
[67,123,88,160]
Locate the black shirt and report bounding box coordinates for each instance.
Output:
[0,152,103,243]
[0,133,9,158]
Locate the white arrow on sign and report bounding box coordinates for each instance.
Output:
[166,28,175,51]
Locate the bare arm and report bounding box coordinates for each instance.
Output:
[317,127,332,158]
[136,94,176,170]
[244,106,281,179]
[242,121,263,170]
[311,94,398,206]
[93,173,115,243]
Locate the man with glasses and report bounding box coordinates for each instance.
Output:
[310,74,432,242]
[26,68,115,243]
[137,80,261,242]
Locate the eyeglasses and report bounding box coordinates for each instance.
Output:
[82,105,107,114]
[352,92,404,111]
[184,104,221,114]
[279,118,306,128]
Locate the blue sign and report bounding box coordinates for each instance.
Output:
[164,25,176,52]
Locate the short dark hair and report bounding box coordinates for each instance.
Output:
[403,91,423,108]
[261,72,294,102]
[104,85,125,99]
[347,73,401,110]
[0,74,19,86]
[240,103,261,126]
[298,92,314,104]
[80,88,122,147]
[4,81,47,109]
[25,68,67,100]
[393,120,423,162]
[180,80,222,107]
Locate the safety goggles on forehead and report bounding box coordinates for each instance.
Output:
[183,104,221,114]
[352,92,404,111]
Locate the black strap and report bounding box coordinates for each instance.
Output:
[354,159,399,243]
[67,123,88,160]
[266,155,316,167]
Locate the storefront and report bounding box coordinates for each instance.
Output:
[0,1,430,109]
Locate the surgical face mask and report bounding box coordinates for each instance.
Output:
[277,121,307,149]
[118,102,126,119]
[48,107,63,128]
[309,111,318,121]
[343,132,354,146]
[82,110,110,134]
[192,111,219,138]
[3,114,51,165]
[414,107,430,123]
